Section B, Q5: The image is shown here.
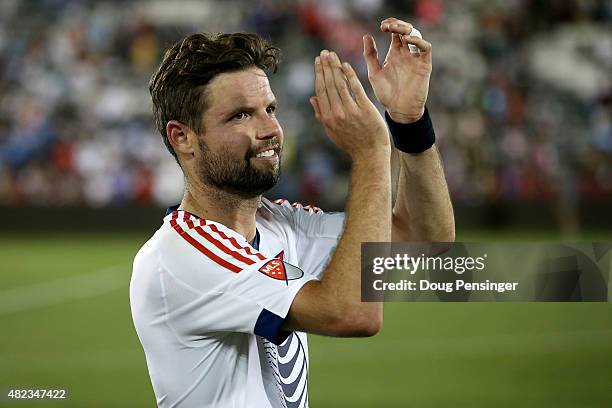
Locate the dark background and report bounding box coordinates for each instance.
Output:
[0,0,611,233]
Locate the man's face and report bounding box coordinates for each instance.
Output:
[195,67,283,198]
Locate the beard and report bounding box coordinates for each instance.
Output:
[196,138,281,198]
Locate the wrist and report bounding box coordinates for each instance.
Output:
[387,108,425,124]
[385,107,435,154]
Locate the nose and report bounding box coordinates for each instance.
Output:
[256,115,282,140]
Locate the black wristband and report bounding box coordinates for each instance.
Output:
[385,107,435,154]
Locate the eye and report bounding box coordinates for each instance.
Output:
[232,112,249,121]
[266,105,277,115]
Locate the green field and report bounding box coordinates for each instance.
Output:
[1,232,611,407]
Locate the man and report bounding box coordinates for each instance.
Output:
[130,17,453,408]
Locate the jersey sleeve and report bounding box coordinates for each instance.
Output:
[158,219,317,346]
[271,199,346,280]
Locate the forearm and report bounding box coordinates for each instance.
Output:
[325,152,391,304]
[286,152,391,336]
[392,145,454,242]
[286,50,393,337]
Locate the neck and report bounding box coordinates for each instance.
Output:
[179,178,260,243]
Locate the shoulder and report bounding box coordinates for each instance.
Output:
[133,211,272,298]
[260,197,344,238]
[132,226,170,278]
[162,211,269,281]
[130,226,172,306]
[273,198,322,212]
[259,197,323,222]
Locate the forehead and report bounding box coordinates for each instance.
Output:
[205,67,275,112]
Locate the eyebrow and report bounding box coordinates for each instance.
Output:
[222,99,278,120]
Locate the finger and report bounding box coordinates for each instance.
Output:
[330,52,356,108]
[341,61,369,106]
[380,19,412,34]
[401,35,432,59]
[310,96,321,121]
[362,34,381,78]
[314,54,331,116]
[321,50,343,117]
[379,17,399,30]
[390,32,402,50]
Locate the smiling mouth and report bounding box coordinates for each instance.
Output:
[255,149,276,158]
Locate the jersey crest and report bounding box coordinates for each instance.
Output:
[258,259,304,284]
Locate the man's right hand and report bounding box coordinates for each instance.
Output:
[310,50,390,160]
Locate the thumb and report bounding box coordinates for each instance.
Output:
[362,34,381,79]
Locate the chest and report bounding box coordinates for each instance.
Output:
[256,223,299,266]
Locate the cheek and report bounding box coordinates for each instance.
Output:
[227,132,252,153]
[203,131,252,159]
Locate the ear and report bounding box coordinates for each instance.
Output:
[166,120,196,157]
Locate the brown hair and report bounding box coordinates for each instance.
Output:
[149,32,281,162]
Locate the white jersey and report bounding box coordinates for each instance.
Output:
[130,197,344,408]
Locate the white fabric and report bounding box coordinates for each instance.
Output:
[130,197,344,408]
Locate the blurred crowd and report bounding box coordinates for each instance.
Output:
[0,0,611,212]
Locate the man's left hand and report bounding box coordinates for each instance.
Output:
[363,18,433,124]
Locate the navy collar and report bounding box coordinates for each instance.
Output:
[251,229,261,250]
[165,205,179,216]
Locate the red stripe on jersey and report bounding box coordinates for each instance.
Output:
[170,212,243,273]
[208,223,267,261]
[182,211,196,229]
[303,204,321,213]
[192,224,258,265]
[275,198,321,213]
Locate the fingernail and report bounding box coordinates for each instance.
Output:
[315,56,320,64]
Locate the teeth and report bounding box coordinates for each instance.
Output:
[256,149,275,158]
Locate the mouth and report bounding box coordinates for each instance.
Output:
[251,145,280,163]
[254,148,276,158]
